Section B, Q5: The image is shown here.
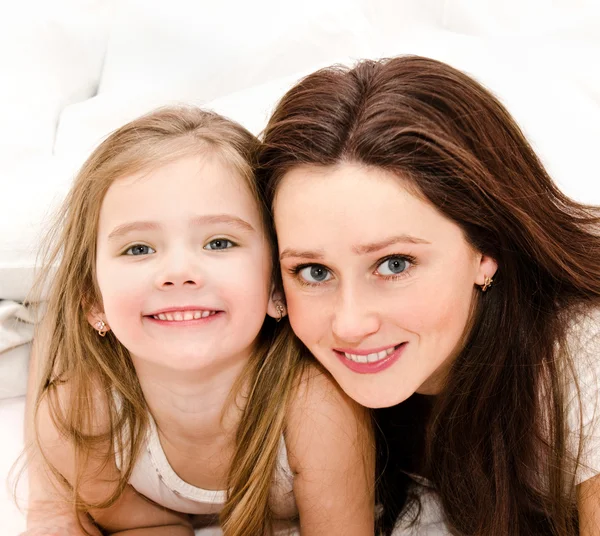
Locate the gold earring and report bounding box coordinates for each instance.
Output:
[95,320,108,337]
[276,303,285,323]
[481,276,493,292]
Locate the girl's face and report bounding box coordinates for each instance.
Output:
[93,153,276,373]
[274,163,497,408]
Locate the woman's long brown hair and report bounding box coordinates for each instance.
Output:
[30,106,306,535]
[257,56,600,535]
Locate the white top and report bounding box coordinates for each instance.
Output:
[392,309,600,535]
[115,412,299,534]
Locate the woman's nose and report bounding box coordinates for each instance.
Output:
[331,285,380,344]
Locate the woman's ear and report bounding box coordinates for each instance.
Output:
[266,287,287,322]
[475,254,498,287]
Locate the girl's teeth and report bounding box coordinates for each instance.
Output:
[153,311,216,321]
[344,346,398,363]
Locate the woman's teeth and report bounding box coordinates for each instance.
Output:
[152,311,217,321]
[344,346,396,363]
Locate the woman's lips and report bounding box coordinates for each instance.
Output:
[334,342,407,374]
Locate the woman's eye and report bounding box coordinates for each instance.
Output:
[298,265,332,284]
[205,239,234,250]
[124,244,156,256]
[376,256,410,276]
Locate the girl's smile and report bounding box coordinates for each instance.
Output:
[144,306,223,325]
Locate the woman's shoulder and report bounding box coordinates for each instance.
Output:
[565,306,600,355]
[563,306,600,484]
[563,306,600,398]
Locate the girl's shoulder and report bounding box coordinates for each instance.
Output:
[36,372,113,445]
[282,362,376,533]
[284,360,372,468]
[286,361,370,433]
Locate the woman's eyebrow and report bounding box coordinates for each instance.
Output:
[279,248,324,261]
[279,235,430,261]
[107,214,256,242]
[352,235,430,255]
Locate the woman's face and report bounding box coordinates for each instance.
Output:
[274,163,497,408]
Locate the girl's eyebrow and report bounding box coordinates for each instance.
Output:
[279,234,430,261]
[192,214,256,232]
[108,221,160,241]
[108,214,255,241]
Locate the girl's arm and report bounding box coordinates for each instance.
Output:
[285,366,375,536]
[30,377,195,536]
[24,341,102,536]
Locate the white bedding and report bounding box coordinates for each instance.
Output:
[0,397,26,535]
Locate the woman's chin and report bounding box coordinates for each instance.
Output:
[338,379,413,409]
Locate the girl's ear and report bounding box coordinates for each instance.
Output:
[475,253,498,287]
[266,287,287,321]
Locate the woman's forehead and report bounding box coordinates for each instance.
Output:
[274,162,468,256]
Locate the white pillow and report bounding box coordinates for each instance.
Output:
[0,1,110,164]
[98,0,372,102]
[0,1,111,301]
[0,156,77,301]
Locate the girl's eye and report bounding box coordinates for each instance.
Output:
[298,265,332,284]
[124,244,156,256]
[204,239,235,250]
[376,256,411,276]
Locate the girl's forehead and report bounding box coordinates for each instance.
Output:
[98,154,263,232]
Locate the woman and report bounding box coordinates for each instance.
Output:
[257,55,600,535]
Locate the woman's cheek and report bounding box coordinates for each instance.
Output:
[282,280,320,339]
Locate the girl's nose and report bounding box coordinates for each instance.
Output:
[155,248,205,290]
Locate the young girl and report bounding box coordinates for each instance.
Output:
[257,56,600,535]
[24,106,374,536]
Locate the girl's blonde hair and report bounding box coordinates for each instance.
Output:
[32,106,306,535]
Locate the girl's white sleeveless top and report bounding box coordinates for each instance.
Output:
[114,412,299,533]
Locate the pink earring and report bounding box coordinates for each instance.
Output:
[95,320,108,337]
